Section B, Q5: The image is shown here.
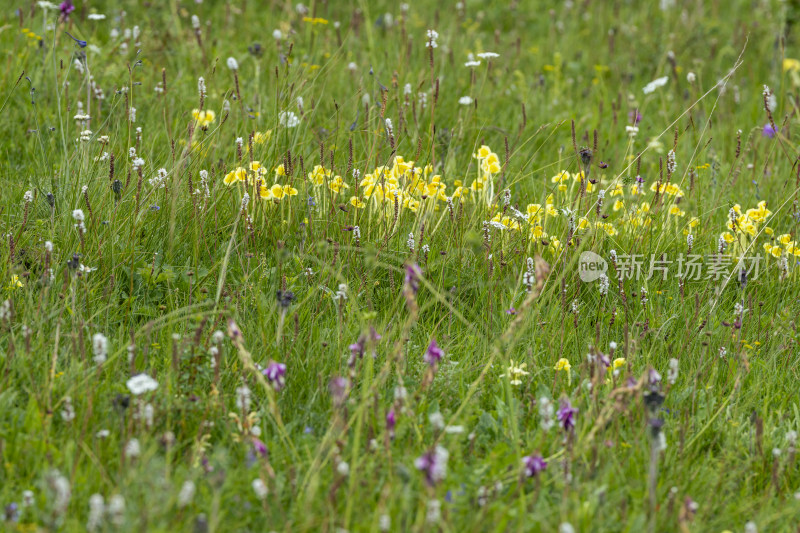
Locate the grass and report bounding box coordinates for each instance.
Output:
[2,0,800,531]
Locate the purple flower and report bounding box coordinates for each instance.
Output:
[414,445,449,485]
[404,263,422,294]
[262,361,286,391]
[252,437,268,458]
[505,307,517,315]
[556,399,578,432]
[348,339,364,358]
[328,376,349,407]
[424,338,444,366]
[522,454,547,478]
[648,368,662,386]
[628,110,642,124]
[386,408,397,438]
[59,0,75,16]
[762,123,776,138]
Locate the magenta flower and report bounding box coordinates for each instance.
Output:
[59,0,75,16]
[328,376,349,408]
[262,361,286,391]
[556,399,578,432]
[424,338,444,366]
[252,437,268,458]
[404,263,422,294]
[386,408,397,438]
[522,453,547,478]
[414,445,449,485]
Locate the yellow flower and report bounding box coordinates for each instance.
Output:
[250,161,267,176]
[224,167,247,185]
[8,275,23,290]
[720,232,735,244]
[192,109,216,129]
[307,165,330,185]
[613,199,625,211]
[784,58,800,72]
[668,205,685,217]
[778,233,792,245]
[501,360,530,386]
[526,203,543,219]
[612,358,625,370]
[349,196,365,208]
[274,164,286,178]
[481,154,501,175]
[282,184,298,196]
[329,176,349,194]
[259,185,273,200]
[264,183,283,200]
[550,170,570,184]
[554,358,571,372]
[254,130,272,144]
[302,16,329,24]
[473,145,492,160]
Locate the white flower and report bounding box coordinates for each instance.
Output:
[88,13,106,20]
[72,209,85,222]
[95,429,110,439]
[107,495,125,526]
[79,264,97,273]
[45,241,53,252]
[227,57,239,70]
[87,494,104,531]
[129,107,137,122]
[642,76,669,95]
[178,480,196,508]
[336,461,350,476]
[272,29,283,40]
[279,111,300,128]
[126,374,158,395]
[626,125,639,137]
[22,490,34,507]
[124,438,141,458]
[252,479,268,499]
[23,190,33,203]
[687,71,696,83]
[92,333,108,364]
[667,358,679,384]
[477,52,499,59]
[425,29,439,48]
[426,499,441,524]
[458,96,473,105]
[61,396,75,422]
[236,385,251,411]
[348,62,357,71]
[429,411,445,430]
[191,15,200,29]
[37,1,58,10]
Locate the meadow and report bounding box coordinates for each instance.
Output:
[1,0,800,531]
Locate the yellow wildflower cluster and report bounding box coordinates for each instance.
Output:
[192,109,216,129]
